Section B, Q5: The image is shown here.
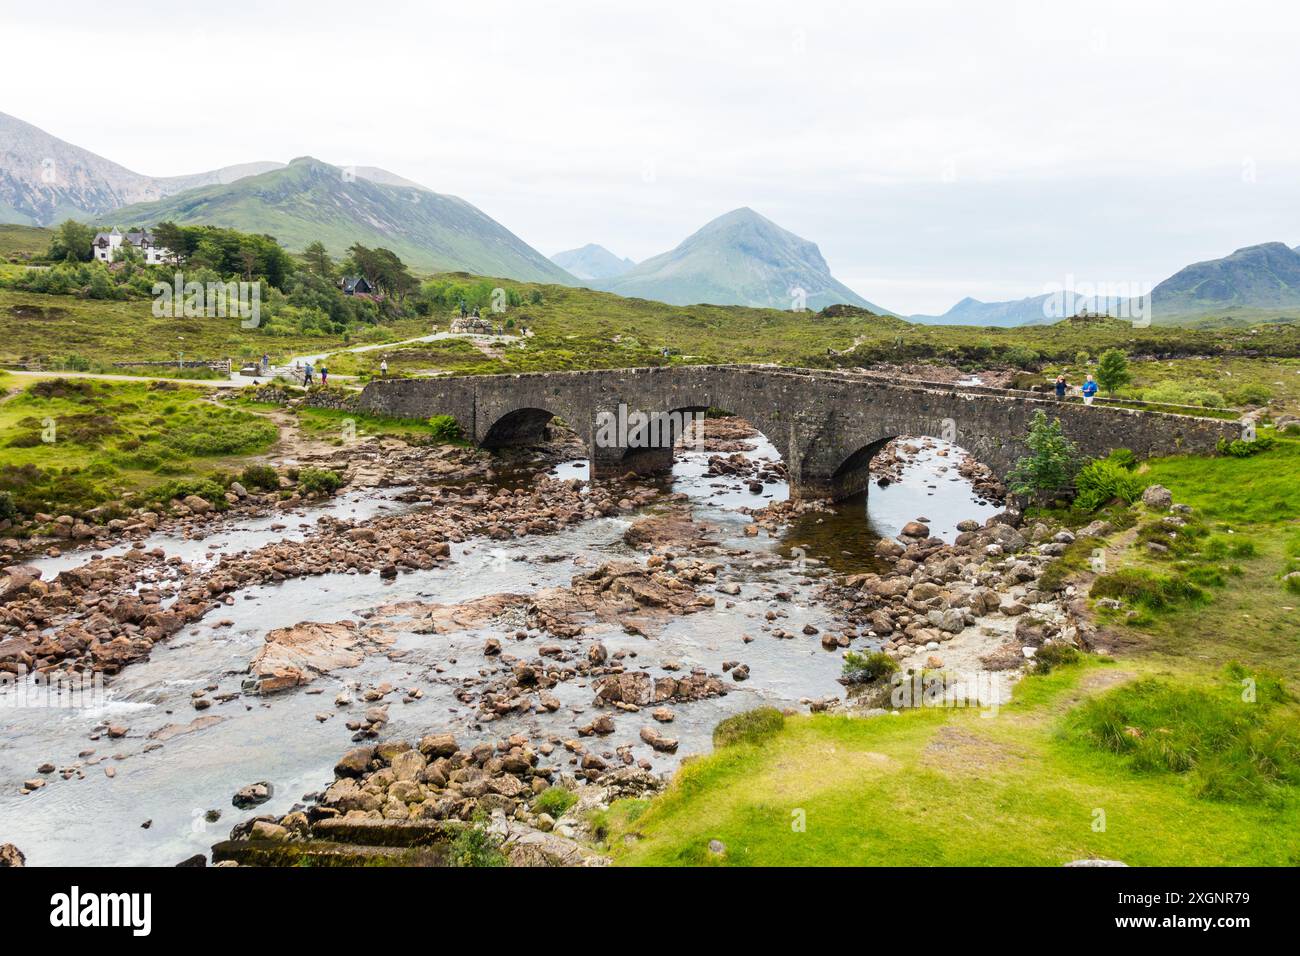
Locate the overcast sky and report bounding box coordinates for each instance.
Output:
[8,0,1300,313]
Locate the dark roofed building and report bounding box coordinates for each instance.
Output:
[341,276,376,296]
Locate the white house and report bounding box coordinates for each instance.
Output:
[92,228,172,265]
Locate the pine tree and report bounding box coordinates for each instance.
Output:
[1095,348,1131,395]
[1009,409,1081,498]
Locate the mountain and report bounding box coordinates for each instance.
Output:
[1151,242,1300,315]
[0,111,282,225]
[108,157,578,283]
[911,291,1088,326]
[551,243,636,281]
[597,207,891,313]
[913,242,1300,325]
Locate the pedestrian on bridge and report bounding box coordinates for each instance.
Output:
[1054,375,1067,400]
[1082,374,1098,405]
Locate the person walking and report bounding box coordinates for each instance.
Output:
[319,365,329,387]
[379,357,388,378]
[1081,374,1098,405]
[1054,375,1067,400]
[303,362,314,386]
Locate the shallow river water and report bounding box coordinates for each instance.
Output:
[0,436,995,866]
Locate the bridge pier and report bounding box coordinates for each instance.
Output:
[590,443,675,480]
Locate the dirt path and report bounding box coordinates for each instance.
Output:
[260,407,344,463]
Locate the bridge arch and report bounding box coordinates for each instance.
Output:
[480,406,562,448]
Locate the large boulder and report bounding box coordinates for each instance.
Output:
[0,566,40,605]
[247,621,391,693]
[232,781,274,809]
[1141,485,1173,511]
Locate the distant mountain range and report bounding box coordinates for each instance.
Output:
[911,242,1300,326]
[594,207,893,313]
[0,111,285,225]
[910,292,1089,327]
[0,112,576,283]
[7,113,1300,323]
[109,157,577,283]
[550,243,636,281]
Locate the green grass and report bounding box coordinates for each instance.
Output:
[0,377,278,516]
[7,271,1300,383]
[533,786,579,818]
[1066,667,1300,803]
[713,707,786,748]
[0,224,51,260]
[607,663,1300,866]
[0,287,434,368]
[283,404,467,444]
[1142,432,1300,524]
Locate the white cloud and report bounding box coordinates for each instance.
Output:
[6,0,1299,313]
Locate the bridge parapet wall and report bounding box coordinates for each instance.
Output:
[356,366,1242,500]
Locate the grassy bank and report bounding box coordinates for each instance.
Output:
[0,288,434,369]
[0,376,279,516]
[603,435,1300,866]
[606,662,1298,866]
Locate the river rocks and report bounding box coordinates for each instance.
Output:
[0,844,24,867]
[0,565,40,605]
[594,669,728,706]
[580,714,616,736]
[247,620,394,693]
[232,781,274,809]
[419,734,459,758]
[250,820,289,841]
[639,726,679,752]
[899,520,930,538]
[335,747,375,777]
[622,507,714,551]
[0,436,649,681]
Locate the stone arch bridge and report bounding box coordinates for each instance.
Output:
[355,365,1238,500]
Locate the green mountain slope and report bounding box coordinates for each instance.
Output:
[108,157,577,283]
[599,207,892,313]
[0,111,281,225]
[1152,242,1300,316]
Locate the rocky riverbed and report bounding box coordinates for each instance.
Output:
[0,415,1100,866]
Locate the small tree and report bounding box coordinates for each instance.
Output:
[47,220,96,262]
[302,241,334,279]
[1095,348,1131,395]
[1009,409,1081,498]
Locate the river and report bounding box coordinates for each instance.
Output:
[0,434,997,866]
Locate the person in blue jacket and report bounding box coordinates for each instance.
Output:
[1081,374,1098,405]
